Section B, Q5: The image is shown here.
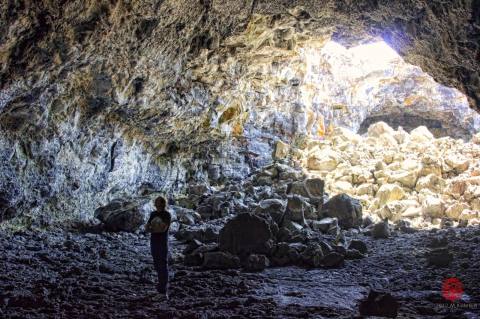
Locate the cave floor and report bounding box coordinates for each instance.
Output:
[1,227,479,319]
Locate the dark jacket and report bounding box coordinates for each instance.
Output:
[148,210,172,256]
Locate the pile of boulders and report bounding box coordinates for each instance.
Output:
[92,121,479,272]
[171,161,371,271]
[289,122,480,229]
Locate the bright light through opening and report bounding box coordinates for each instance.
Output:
[348,41,401,67]
[319,40,402,74]
[300,38,480,135]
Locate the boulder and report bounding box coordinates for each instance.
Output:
[94,199,145,232]
[273,140,290,160]
[415,174,446,193]
[301,242,324,267]
[410,126,434,143]
[304,178,325,198]
[445,202,470,219]
[219,213,276,257]
[202,251,240,269]
[172,206,201,225]
[356,183,375,196]
[421,196,445,218]
[349,239,368,254]
[271,242,303,266]
[322,252,345,268]
[307,149,340,171]
[254,199,286,224]
[322,194,362,229]
[458,209,478,221]
[426,248,453,267]
[376,184,405,207]
[419,154,442,177]
[286,195,316,222]
[367,122,395,138]
[372,220,390,239]
[376,200,418,221]
[331,180,354,194]
[311,217,337,233]
[359,290,399,318]
[175,224,220,243]
[244,254,270,272]
[184,243,218,266]
[287,181,310,198]
[445,154,470,172]
[387,170,417,189]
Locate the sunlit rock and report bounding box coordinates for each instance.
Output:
[307,149,341,171]
[421,196,445,218]
[415,174,446,193]
[445,202,470,219]
[273,140,290,160]
[444,154,470,173]
[376,184,406,207]
[410,126,434,143]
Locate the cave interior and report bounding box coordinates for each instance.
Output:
[0,1,480,318]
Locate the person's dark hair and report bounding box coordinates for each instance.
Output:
[154,196,167,209]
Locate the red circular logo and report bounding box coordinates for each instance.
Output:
[442,277,464,302]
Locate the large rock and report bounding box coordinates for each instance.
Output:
[445,202,470,219]
[175,224,221,243]
[286,195,316,223]
[307,149,341,171]
[244,254,270,272]
[304,178,325,199]
[273,140,290,160]
[311,217,337,233]
[421,195,445,218]
[321,194,362,229]
[376,184,406,207]
[219,213,276,257]
[445,154,470,173]
[367,122,395,138]
[359,290,399,318]
[94,200,145,232]
[410,126,434,143]
[415,174,446,193]
[202,251,241,269]
[254,199,286,224]
[387,170,418,189]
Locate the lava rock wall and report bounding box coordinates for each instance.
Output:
[0,0,478,223]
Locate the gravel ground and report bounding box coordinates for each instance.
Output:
[1,227,479,318]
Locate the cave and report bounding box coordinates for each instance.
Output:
[1,1,480,318]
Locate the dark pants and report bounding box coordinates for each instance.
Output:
[150,233,169,293]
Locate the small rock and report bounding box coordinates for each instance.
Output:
[311,217,337,233]
[349,239,368,254]
[359,290,399,318]
[322,252,344,268]
[426,248,453,267]
[372,219,390,239]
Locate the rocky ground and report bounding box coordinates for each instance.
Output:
[1,226,479,319]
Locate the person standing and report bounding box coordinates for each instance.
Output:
[145,196,172,299]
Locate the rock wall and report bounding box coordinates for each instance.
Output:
[0,0,479,223]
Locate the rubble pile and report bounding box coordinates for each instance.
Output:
[293,122,480,229]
